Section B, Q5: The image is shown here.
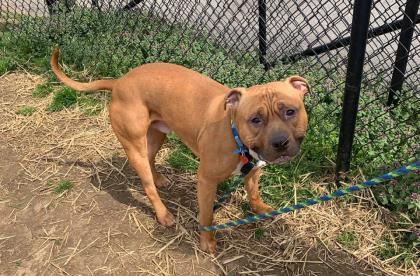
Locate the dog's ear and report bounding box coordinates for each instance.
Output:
[287,76,310,96]
[224,88,246,110]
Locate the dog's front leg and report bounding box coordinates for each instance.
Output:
[245,168,274,214]
[197,169,218,253]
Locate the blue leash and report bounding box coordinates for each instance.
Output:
[201,161,419,232]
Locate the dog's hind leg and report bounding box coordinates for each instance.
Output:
[110,104,174,226]
[147,127,169,188]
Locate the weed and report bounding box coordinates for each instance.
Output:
[254,228,265,240]
[240,202,252,216]
[337,231,358,249]
[48,87,78,112]
[54,180,73,194]
[16,106,37,116]
[33,83,54,98]
[0,56,15,74]
[77,95,104,116]
[373,175,419,222]
[376,232,418,266]
[218,179,235,193]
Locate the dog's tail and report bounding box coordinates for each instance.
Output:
[50,48,115,92]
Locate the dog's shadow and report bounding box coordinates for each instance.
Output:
[90,155,198,225]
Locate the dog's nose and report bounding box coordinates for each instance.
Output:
[271,134,289,150]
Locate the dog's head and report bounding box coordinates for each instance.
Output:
[225,76,309,164]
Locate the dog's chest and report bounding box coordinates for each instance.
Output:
[231,160,267,176]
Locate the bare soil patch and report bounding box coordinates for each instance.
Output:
[0,72,399,275]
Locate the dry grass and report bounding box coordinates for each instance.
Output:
[0,71,418,275]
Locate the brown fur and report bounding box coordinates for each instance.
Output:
[50,48,309,253]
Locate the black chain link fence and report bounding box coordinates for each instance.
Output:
[0,0,418,176]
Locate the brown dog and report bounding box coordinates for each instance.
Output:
[50,49,309,253]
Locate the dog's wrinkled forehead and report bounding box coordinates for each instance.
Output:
[224,76,309,113]
[239,81,307,113]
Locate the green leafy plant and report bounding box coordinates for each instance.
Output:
[376,231,419,266]
[373,175,419,221]
[54,180,73,194]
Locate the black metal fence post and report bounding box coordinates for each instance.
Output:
[92,0,99,9]
[121,0,144,11]
[258,0,269,70]
[387,0,420,107]
[45,0,77,14]
[45,0,59,15]
[336,0,373,184]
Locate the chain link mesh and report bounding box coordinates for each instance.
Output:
[0,0,418,170]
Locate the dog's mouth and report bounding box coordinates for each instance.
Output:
[270,155,293,164]
[249,150,295,165]
[261,154,294,165]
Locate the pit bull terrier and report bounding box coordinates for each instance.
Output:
[50,49,309,253]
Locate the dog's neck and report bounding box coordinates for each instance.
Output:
[230,115,262,176]
[229,110,267,175]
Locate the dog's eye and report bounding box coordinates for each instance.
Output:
[250,117,263,125]
[285,109,296,118]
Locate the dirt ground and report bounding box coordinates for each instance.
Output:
[0,72,392,275]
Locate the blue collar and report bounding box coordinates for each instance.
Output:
[231,120,255,176]
[231,120,248,156]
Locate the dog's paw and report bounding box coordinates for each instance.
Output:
[251,201,275,215]
[155,173,170,188]
[200,234,217,253]
[157,211,175,226]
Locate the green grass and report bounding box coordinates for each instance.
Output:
[16,106,37,116]
[254,228,265,240]
[54,180,73,194]
[0,56,15,74]
[33,79,105,115]
[167,133,198,172]
[33,83,54,98]
[47,87,78,112]
[77,95,104,115]
[337,231,358,249]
